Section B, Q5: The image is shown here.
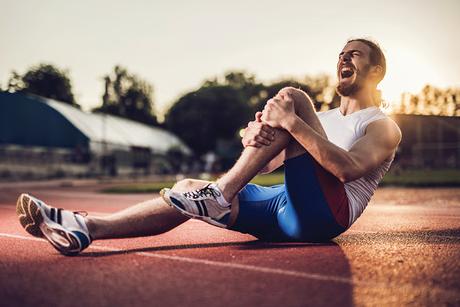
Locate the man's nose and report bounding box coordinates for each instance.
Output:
[342,52,352,62]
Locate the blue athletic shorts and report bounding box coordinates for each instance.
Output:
[230,153,350,242]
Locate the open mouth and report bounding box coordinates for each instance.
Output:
[340,66,355,79]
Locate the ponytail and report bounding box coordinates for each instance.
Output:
[373,89,390,109]
[372,89,381,107]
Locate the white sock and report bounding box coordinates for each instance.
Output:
[61,210,90,234]
[209,183,231,208]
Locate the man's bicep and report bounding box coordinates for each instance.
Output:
[348,120,400,175]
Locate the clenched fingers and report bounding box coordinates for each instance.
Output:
[243,120,276,147]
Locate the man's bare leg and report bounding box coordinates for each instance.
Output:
[85,199,188,240]
[84,179,209,240]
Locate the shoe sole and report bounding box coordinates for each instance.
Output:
[160,189,227,228]
[16,194,83,256]
[16,194,44,238]
[40,223,82,256]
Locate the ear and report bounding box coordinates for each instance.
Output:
[370,65,383,78]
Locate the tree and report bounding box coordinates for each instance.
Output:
[203,71,265,110]
[165,85,252,156]
[7,63,78,107]
[397,85,460,116]
[303,75,341,110]
[94,66,158,126]
[165,71,341,158]
[253,75,340,112]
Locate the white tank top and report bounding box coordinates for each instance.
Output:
[317,106,394,226]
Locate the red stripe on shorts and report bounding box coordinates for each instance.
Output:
[313,161,349,228]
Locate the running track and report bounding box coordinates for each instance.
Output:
[0,181,459,306]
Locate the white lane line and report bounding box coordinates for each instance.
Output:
[0,233,43,242]
[0,232,352,284]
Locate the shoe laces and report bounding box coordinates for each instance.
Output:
[183,184,221,200]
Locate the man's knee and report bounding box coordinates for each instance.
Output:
[174,178,195,190]
[172,178,208,192]
[279,87,314,112]
[278,86,303,97]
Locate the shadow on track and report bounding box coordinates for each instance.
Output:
[80,240,339,257]
[79,227,460,258]
[76,240,355,306]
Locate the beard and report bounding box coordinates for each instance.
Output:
[336,64,370,97]
[336,82,360,97]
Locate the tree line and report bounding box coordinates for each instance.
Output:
[2,63,459,159]
[395,85,460,117]
[4,64,159,126]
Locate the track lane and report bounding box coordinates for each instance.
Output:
[0,185,459,306]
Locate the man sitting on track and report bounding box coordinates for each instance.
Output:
[17,38,401,255]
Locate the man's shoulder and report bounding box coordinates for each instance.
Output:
[367,116,400,133]
[366,116,402,145]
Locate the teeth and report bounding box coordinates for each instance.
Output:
[340,67,354,78]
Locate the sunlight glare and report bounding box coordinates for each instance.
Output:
[379,44,441,112]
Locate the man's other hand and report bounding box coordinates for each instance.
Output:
[241,112,276,148]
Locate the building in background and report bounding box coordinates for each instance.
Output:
[391,114,460,169]
[0,92,191,179]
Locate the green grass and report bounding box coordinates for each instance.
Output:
[380,169,460,187]
[100,169,460,194]
[250,173,284,186]
[102,181,177,194]
[101,173,285,194]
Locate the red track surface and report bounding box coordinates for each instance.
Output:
[0,181,459,306]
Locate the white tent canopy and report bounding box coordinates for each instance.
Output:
[43,98,191,155]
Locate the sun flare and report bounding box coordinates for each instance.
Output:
[379,44,441,113]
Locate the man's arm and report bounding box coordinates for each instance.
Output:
[284,115,401,182]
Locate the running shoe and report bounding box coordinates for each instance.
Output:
[160,183,231,228]
[16,193,91,256]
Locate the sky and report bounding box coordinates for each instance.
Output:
[1,0,459,114]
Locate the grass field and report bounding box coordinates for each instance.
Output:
[101,169,460,194]
[380,169,460,187]
[101,174,283,194]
